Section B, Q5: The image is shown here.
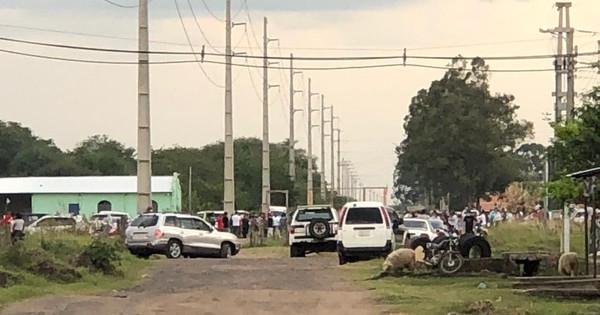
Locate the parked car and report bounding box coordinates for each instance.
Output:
[289,205,339,257]
[22,213,49,227]
[25,215,76,233]
[90,211,131,235]
[402,218,447,240]
[336,201,395,265]
[125,213,241,259]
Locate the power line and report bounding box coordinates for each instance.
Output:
[102,0,139,8]
[3,35,598,62]
[200,0,225,22]
[0,45,594,73]
[174,0,224,88]
[186,0,223,53]
[242,0,264,55]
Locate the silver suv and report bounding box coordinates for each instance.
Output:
[289,205,339,257]
[125,213,241,259]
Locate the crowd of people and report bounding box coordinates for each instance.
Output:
[208,211,288,246]
[404,204,543,236]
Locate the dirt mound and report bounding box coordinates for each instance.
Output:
[0,269,21,288]
[30,260,81,283]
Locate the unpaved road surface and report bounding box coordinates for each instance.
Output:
[1,251,386,315]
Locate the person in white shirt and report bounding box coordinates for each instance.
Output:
[272,214,281,239]
[231,212,242,237]
[10,212,25,243]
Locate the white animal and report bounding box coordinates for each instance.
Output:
[558,252,578,277]
[370,248,416,280]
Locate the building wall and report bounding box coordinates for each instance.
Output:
[32,193,176,217]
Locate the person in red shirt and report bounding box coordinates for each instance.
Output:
[1,211,12,226]
[216,214,224,232]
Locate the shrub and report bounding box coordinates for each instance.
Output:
[78,238,122,275]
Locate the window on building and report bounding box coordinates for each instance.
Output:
[152,200,158,212]
[97,200,112,212]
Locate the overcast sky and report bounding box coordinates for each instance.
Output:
[0,0,599,203]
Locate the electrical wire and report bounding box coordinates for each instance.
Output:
[174,0,224,88]
[242,0,264,55]
[200,0,225,22]
[186,0,223,53]
[2,35,597,62]
[1,46,594,73]
[102,0,139,8]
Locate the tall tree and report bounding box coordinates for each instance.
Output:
[394,57,532,208]
[546,86,600,201]
[70,135,136,175]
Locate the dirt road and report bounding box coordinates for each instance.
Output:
[1,250,385,315]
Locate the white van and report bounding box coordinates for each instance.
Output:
[336,201,395,265]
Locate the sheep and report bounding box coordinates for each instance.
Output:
[558,252,578,277]
[369,248,416,280]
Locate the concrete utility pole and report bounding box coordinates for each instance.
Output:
[288,54,302,182]
[223,0,235,215]
[261,17,279,216]
[307,79,319,205]
[331,112,337,200]
[320,96,330,201]
[335,128,341,197]
[136,0,152,214]
[541,2,575,122]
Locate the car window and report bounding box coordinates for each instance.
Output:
[130,214,158,227]
[192,218,212,231]
[37,217,73,227]
[296,208,333,222]
[345,207,383,225]
[164,216,178,227]
[403,220,427,230]
[178,218,195,229]
[429,220,445,230]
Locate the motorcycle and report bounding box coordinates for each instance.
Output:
[422,232,464,275]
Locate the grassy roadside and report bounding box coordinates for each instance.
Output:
[341,222,599,315]
[0,232,155,308]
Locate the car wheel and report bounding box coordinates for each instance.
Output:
[220,243,232,259]
[290,244,305,258]
[338,253,347,265]
[166,240,182,259]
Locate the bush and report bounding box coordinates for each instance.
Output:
[77,238,122,275]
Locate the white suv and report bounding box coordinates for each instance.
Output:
[125,213,241,259]
[337,201,395,265]
[289,205,339,257]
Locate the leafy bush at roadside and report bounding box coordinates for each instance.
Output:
[0,232,128,285]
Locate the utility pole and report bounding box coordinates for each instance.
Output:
[335,128,341,198]
[188,166,192,212]
[136,0,152,214]
[307,79,319,205]
[541,2,575,122]
[320,96,330,202]
[331,112,338,201]
[223,0,235,215]
[288,54,302,182]
[262,17,279,216]
[564,3,576,122]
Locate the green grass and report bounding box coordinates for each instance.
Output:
[488,221,585,256]
[343,258,600,315]
[0,232,154,308]
[342,221,598,315]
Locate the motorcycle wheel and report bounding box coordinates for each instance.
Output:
[438,251,464,275]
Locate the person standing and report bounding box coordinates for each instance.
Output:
[272,214,281,239]
[10,212,25,243]
[231,211,241,237]
[241,214,249,239]
[222,212,230,233]
[256,213,266,245]
[464,212,476,235]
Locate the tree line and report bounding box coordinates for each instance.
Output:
[0,121,330,211]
